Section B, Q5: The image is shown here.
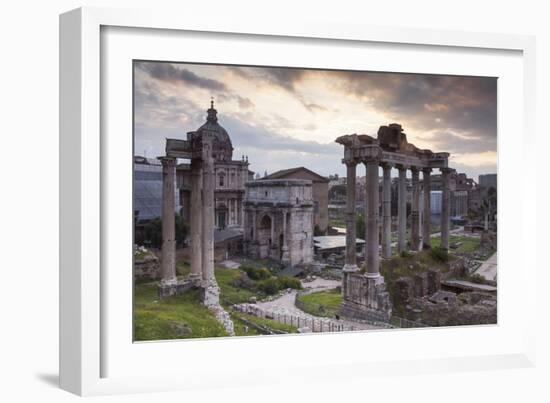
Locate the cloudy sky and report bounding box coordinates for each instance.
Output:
[134,61,497,180]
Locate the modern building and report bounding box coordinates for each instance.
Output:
[134,156,179,224]
[478,173,497,190]
[264,167,329,234]
[244,179,314,266]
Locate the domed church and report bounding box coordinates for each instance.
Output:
[176,101,254,232]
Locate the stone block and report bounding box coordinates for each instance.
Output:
[426,269,441,295]
[413,273,428,297]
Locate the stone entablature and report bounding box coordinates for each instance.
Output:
[337,123,449,169]
[246,179,314,206]
[244,179,314,266]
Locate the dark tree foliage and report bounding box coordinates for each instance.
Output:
[142,214,189,248]
[356,214,366,239]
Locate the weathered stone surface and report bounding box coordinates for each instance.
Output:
[134,254,160,281]
[426,269,441,295]
[340,272,392,322]
[428,290,457,304]
[244,180,314,266]
[406,292,496,327]
[157,278,193,299]
[201,282,221,307]
[413,273,428,297]
[394,277,414,305]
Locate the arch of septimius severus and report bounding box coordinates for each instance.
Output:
[335,123,453,322]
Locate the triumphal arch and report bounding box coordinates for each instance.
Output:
[336,123,453,322]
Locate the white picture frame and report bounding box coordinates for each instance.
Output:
[59,6,537,396]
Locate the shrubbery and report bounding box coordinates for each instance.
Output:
[241,266,271,280]
[257,276,302,295]
[429,247,449,263]
[277,276,302,290]
[469,273,486,284]
[258,277,280,295]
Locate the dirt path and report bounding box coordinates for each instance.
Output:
[252,277,384,331]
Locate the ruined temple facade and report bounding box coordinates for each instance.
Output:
[176,104,252,230]
[244,179,314,266]
[155,101,244,335]
[336,123,453,323]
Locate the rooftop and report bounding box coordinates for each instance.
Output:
[314,235,365,251]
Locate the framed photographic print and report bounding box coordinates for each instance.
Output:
[60,7,537,396]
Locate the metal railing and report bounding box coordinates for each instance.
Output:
[232,304,354,332]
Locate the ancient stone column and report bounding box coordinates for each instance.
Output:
[201,139,218,305]
[159,156,177,285]
[440,167,452,251]
[189,158,202,283]
[422,167,432,249]
[382,163,392,258]
[281,210,290,264]
[252,211,257,241]
[397,165,407,253]
[365,159,380,277]
[344,161,358,271]
[411,167,421,251]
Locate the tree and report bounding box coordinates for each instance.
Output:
[328,184,346,199]
[142,213,189,249]
[356,214,365,240]
[314,225,326,236]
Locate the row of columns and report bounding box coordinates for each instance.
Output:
[159,140,217,291]
[344,160,452,276]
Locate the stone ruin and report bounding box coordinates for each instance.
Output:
[155,101,235,335]
[335,123,454,323]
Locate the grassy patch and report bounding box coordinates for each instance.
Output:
[133,283,227,341]
[134,258,301,341]
[134,249,151,261]
[430,235,481,254]
[329,218,346,227]
[296,289,342,318]
[215,266,259,306]
[231,312,298,335]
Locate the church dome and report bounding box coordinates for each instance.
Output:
[195,100,233,162]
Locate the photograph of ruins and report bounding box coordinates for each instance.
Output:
[133,61,498,340]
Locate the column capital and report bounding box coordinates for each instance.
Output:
[363,157,380,164]
[422,167,432,174]
[410,166,420,174]
[380,161,394,170]
[440,167,454,175]
[344,159,358,168]
[396,163,409,171]
[158,156,176,167]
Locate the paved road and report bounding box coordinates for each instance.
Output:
[474,252,498,282]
